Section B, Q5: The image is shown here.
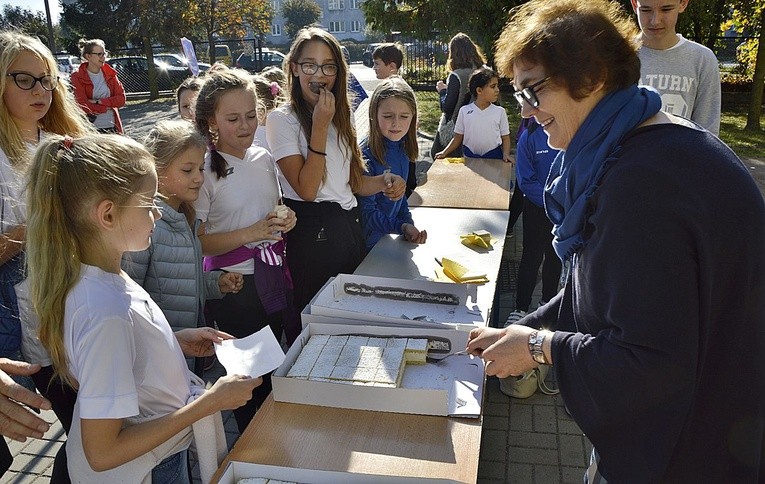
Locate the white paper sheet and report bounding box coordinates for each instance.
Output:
[215,327,286,378]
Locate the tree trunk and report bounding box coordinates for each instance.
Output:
[208,0,217,65]
[745,9,765,131]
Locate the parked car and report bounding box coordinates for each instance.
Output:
[207,44,233,66]
[234,49,286,73]
[107,56,188,93]
[154,53,211,74]
[56,55,80,74]
[362,43,383,67]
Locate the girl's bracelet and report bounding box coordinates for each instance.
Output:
[308,145,327,156]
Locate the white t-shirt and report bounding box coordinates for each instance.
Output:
[266,105,357,210]
[252,125,269,152]
[194,146,282,274]
[0,147,25,233]
[454,102,511,157]
[88,70,113,129]
[65,264,192,481]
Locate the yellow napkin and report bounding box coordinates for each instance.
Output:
[436,257,489,284]
[443,157,465,164]
[460,230,493,249]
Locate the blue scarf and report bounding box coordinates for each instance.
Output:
[544,85,661,261]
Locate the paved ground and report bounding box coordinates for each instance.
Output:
[2,88,592,483]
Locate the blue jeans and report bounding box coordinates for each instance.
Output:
[151,449,190,484]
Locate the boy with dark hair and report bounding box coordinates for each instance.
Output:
[372,43,404,80]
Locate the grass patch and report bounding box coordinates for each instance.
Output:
[416,91,765,159]
[718,109,765,159]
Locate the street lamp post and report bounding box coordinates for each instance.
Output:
[43,0,56,53]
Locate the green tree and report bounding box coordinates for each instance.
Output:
[282,0,322,40]
[61,0,138,50]
[183,0,273,64]
[0,5,53,45]
[361,0,523,65]
[726,1,765,131]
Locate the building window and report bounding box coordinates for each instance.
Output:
[271,24,282,36]
[329,21,346,33]
[271,0,281,10]
[328,0,345,10]
[350,20,362,32]
[350,0,360,8]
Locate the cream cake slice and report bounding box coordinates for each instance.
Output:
[405,338,428,365]
[287,334,434,387]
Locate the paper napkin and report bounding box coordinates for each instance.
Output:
[436,257,489,284]
[460,230,493,249]
[215,326,286,378]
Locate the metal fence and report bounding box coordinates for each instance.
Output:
[106,34,757,95]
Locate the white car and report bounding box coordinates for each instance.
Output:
[154,53,211,74]
[56,55,80,74]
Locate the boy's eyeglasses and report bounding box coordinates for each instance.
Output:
[513,76,550,109]
[295,62,339,76]
[6,72,58,91]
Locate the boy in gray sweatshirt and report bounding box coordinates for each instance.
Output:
[631,0,721,134]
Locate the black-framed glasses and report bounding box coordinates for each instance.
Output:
[6,72,58,91]
[88,51,108,58]
[513,76,551,109]
[295,62,339,76]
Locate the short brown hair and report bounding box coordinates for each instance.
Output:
[495,0,640,100]
[372,43,404,69]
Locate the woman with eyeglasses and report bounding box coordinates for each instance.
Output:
[70,38,125,134]
[0,30,93,482]
[266,27,406,314]
[466,0,765,481]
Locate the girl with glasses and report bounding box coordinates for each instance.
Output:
[266,27,406,315]
[70,38,126,134]
[0,29,93,482]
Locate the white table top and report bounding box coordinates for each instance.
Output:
[355,207,509,326]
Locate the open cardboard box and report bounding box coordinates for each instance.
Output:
[218,461,460,483]
[272,322,484,418]
[308,274,486,330]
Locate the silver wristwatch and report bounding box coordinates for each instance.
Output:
[528,330,548,365]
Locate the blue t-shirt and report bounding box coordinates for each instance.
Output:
[515,123,559,207]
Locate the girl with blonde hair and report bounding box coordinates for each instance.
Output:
[26,133,260,483]
[359,76,426,250]
[121,120,244,375]
[0,30,93,481]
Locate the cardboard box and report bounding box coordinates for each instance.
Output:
[309,274,485,330]
[218,461,460,483]
[272,322,483,418]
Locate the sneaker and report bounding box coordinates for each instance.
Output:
[504,309,527,327]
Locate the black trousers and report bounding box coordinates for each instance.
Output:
[206,274,283,433]
[282,200,366,313]
[508,182,525,231]
[515,201,562,311]
[31,366,76,484]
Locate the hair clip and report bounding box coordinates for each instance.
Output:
[270,81,281,97]
[56,136,74,160]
